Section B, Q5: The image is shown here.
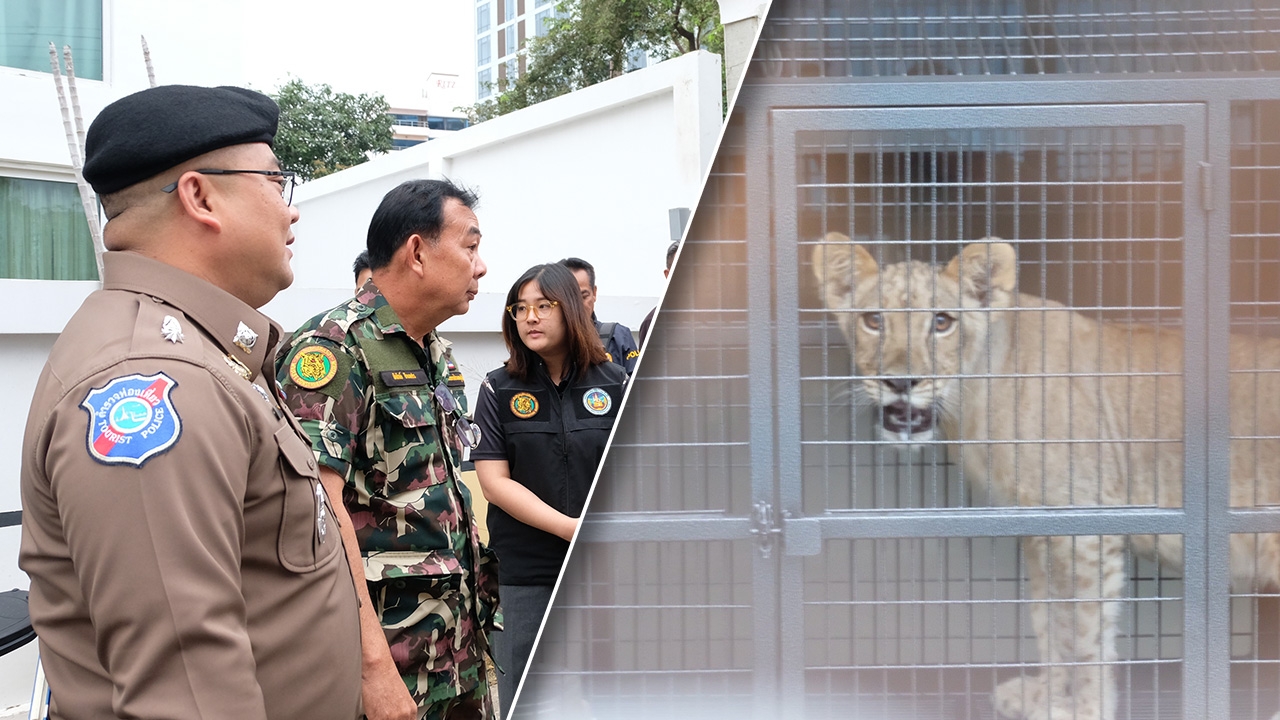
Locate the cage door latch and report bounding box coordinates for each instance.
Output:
[749,500,782,557]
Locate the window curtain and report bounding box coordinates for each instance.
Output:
[0,176,97,280]
[0,0,103,80]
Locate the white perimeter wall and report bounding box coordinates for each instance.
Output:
[0,44,721,711]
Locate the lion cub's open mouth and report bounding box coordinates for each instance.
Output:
[879,401,936,442]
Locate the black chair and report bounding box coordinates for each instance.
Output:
[0,589,35,657]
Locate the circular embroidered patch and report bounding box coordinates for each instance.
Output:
[582,387,612,416]
[290,346,338,389]
[510,391,539,419]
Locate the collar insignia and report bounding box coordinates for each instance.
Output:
[233,321,258,353]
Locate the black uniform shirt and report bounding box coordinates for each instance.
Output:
[471,359,627,585]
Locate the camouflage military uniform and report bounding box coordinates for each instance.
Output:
[276,281,499,720]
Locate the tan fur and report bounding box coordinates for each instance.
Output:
[812,232,1280,720]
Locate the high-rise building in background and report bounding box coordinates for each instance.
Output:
[474,0,561,100]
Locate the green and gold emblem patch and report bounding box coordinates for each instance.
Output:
[290,346,339,389]
[510,392,539,419]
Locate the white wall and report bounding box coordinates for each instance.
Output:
[264,49,723,404]
[0,39,721,710]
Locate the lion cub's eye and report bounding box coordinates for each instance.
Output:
[933,313,956,333]
[860,312,883,332]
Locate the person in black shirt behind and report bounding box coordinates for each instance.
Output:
[471,263,626,716]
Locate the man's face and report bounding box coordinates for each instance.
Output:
[218,143,299,308]
[421,197,486,320]
[571,268,597,316]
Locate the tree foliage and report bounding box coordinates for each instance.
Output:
[271,79,393,181]
[466,0,723,123]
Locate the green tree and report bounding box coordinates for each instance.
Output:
[271,79,393,181]
[466,0,723,123]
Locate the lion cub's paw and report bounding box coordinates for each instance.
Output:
[993,676,1096,720]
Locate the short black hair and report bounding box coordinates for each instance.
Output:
[665,241,679,270]
[560,257,595,288]
[366,178,479,270]
[352,250,370,282]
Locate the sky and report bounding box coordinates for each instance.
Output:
[242,0,475,110]
[137,0,476,113]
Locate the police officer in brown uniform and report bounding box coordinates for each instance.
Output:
[19,85,362,720]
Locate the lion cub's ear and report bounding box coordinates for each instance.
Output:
[811,232,878,308]
[943,239,1017,307]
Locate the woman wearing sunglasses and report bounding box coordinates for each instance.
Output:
[470,263,627,714]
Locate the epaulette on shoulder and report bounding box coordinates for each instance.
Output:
[131,299,203,360]
[292,297,376,348]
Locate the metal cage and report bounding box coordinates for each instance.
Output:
[521,2,1280,719]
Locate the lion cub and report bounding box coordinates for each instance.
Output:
[812,232,1280,720]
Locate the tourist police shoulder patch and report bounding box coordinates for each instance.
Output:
[290,345,339,390]
[583,387,612,416]
[81,372,182,467]
[510,392,539,419]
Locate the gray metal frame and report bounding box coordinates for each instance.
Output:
[736,74,1280,718]
[537,66,1280,720]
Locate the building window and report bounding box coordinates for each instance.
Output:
[503,0,515,22]
[0,177,96,280]
[506,58,518,81]
[535,9,553,37]
[445,118,469,131]
[478,68,492,98]
[1,0,104,80]
[504,25,517,57]
[391,138,426,151]
[478,36,491,66]
[477,3,490,33]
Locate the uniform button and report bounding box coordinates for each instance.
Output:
[353,303,368,311]
[307,458,316,469]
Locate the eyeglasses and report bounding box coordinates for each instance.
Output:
[506,300,560,321]
[433,383,482,449]
[162,169,299,206]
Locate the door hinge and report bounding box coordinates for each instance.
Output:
[749,500,782,558]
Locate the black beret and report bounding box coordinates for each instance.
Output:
[83,85,279,195]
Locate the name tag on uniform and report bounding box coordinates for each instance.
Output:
[380,370,428,387]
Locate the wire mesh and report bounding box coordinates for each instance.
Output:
[803,537,1184,719]
[515,113,756,719]
[801,125,1186,516]
[1226,100,1280,720]
[798,117,1195,716]
[520,3,1280,719]
[751,0,1280,79]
